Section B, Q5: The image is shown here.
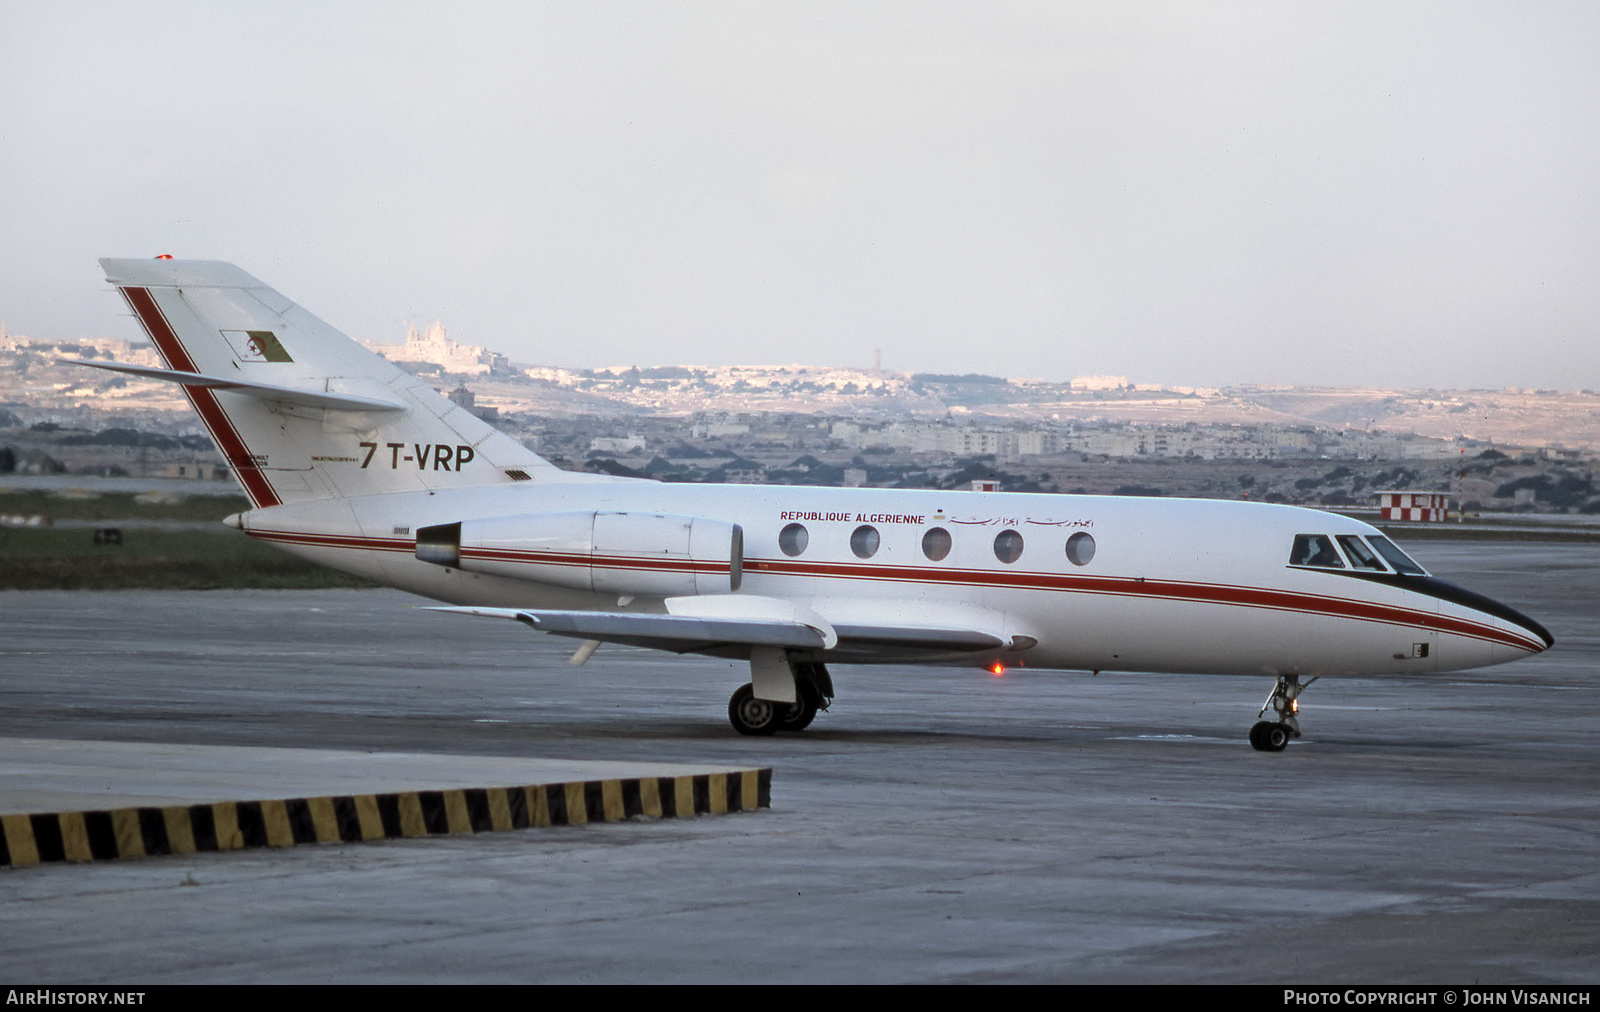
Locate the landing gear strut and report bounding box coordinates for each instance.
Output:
[1249,674,1317,752]
[727,661,832,736]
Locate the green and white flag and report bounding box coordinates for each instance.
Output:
[223,329,294,363]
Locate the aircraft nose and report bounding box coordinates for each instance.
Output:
[1417,577,1553,655]
[1511,608,1555,653]
[1474,590,1554,653]
[1496,605,1555,655]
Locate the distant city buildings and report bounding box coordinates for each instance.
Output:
[1071,375,1129,391]
[365,322,507,376]
[1,326,1595,513]
[827,418,1460,462]
[589,434,647,454]
[446,384,500,422]
[0,332,161,368]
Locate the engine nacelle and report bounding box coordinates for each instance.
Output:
[415,511,743,597]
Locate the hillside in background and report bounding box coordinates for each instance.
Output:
[5,331,1598,453]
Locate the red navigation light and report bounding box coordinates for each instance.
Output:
[989,662,1005,676]
[155,254,174,260]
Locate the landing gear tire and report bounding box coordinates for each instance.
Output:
[1249,720,1291,752]
[1249,674,1316,752]
[728,684,779,736]
[775,695,818,732]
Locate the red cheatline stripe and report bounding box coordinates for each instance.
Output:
[248,530,1541,653]
[461,547,728,575]
[251,530,414,553]
[119,287,282,509]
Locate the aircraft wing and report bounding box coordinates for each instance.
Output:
[425,606,834,653]
[427,601,1010,656]
[62,359,406,413]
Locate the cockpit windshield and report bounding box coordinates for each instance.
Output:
[1366,536,1428,576]
[1337,535,1388,572]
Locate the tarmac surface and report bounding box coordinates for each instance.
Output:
[0,542,1595,984]
[0,737,745,814]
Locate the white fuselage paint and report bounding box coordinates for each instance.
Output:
[236,480,1546,679]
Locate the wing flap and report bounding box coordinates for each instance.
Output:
[832,625,1004,652]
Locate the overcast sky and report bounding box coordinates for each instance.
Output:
[2,2,1596,389]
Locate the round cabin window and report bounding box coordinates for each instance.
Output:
[921,526,952,562]
[778,522,809,557]
[1065,531,1095,566]
[993,528,1024,564]
[850,525,880,559]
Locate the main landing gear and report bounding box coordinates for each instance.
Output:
[1249,674,1318,752]
[727,660,833,736]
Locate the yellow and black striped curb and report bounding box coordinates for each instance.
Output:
[0,768,770,868]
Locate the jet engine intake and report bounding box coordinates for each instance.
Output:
[415,511,743,597]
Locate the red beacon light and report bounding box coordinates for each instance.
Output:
[989,661,1005,676]
[155,254,174,260]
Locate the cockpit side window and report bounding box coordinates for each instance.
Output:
[1337,535,1388,572]
[1289,534,1345,569]
[1366,536,1427,576]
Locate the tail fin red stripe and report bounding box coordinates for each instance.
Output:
[122,287,197,373]
[119,286,282,508]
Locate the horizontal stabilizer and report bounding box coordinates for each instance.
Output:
[63,359,406,412]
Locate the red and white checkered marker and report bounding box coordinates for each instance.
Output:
[1379,492,1449,522]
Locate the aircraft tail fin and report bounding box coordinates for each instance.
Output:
[99,258,597,507]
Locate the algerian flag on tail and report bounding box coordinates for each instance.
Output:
[223,330,294,363]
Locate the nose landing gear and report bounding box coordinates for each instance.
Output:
[1249,674,1317,752]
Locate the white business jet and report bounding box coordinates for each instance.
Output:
[75,259,1553,751]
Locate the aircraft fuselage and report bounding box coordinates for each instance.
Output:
[234,480,1551,679]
